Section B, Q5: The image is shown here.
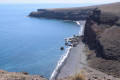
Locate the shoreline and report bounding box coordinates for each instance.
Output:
[50,21,86,80]
[29,2,120,79]
[56,42,87,79]
[50,47,72,80]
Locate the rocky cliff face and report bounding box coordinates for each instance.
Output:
[83,8,120,77]
[83,8,120,61]
[29,2,120,21]
[29,8,93,21]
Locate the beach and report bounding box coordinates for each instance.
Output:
[50,21,87,80]
[57,42,87,79]
[55,20,120,80]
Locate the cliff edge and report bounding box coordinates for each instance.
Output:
[83,8,120,77]
[29,2,120,21]
[29,8,93,21]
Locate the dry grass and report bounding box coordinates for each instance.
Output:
[58,69,86,80]
[72,73,86,80]
[72,70,86,80]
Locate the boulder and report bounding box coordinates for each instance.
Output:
[60,47,64,50]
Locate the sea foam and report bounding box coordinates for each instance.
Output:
[75,21,84,35]
[50,21,83,80]
[50,47,71,80]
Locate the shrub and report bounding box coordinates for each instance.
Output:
[72,73,86,80]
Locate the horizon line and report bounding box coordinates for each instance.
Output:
[0,2,119,4]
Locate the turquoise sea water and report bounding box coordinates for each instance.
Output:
[0,3,100,78]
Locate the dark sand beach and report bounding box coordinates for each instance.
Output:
[57,42,86,79]
[53,21,87,79]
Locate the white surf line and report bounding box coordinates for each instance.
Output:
[75,21,84,35]
[50,47,72,80]
[50,21,85,80]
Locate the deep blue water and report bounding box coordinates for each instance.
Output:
[0,3,100,78]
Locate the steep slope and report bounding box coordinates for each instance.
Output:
[83,8,120,77]
[29,2,120,20]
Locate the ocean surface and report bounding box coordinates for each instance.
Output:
[0,3,99,78]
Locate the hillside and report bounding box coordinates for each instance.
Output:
[29,2,120,20]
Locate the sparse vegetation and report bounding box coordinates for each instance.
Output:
[0,69,47,80]
[72,73,86,80]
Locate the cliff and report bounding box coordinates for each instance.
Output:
[29,8,93,20]
[29,2,120,21]
[83,8,120,77]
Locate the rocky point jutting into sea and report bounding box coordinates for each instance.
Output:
[29,2,120,80]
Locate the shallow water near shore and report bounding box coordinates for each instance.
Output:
[0,4,98,78]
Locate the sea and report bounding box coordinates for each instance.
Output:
[0,3,100,79]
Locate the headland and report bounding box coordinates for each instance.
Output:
[29,2,120,80]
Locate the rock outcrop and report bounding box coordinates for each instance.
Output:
[29,8,93,21]
[29,2,120,21]
[83,8,120,77]
[83,8,120,61]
